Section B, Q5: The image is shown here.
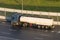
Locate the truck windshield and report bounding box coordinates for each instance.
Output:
[12,15,19,22]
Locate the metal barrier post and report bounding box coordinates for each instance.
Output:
[4,8,6,20]
[22,0,23,14]
[57,12,59,25]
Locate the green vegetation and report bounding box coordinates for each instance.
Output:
[0,0,60,12]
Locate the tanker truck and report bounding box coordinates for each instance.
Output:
[11,13,55,29]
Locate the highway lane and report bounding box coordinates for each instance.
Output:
[0,22,60,40]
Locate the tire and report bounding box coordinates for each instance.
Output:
[42,26,44,29]
[23,23,28,28]
[45,26,48,30]
[38,25,40,29]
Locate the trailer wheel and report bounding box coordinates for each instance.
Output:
[42,26,44,29]
[38,25,40,29]
[45,26,48,29]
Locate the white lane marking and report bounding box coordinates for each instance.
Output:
[0,36,20,40]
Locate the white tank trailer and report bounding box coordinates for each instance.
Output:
[11,13,55,29]
[20,16,55,29]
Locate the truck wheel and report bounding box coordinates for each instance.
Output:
[23,23,28,28]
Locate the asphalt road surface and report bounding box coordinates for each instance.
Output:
[0,22,60,40]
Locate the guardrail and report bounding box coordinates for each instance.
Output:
[0,7,60,16]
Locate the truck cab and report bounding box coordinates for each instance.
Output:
[11,13,21,27]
